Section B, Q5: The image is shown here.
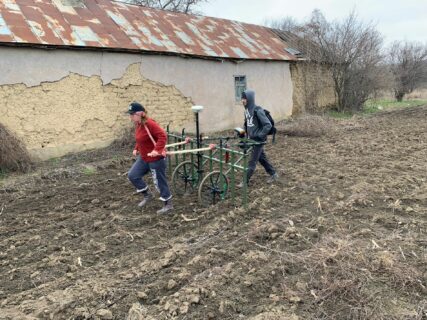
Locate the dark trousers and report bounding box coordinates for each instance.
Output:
[247,145,276,182]
[128,156,172,201]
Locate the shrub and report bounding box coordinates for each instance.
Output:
[110,125,134,149]
[0,123,33,173]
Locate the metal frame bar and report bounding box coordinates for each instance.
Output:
[166,130,262,209]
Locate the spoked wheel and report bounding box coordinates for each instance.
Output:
[198,171,229,206]
[172,161,199,196]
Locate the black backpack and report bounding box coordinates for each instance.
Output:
[255,107,277,143]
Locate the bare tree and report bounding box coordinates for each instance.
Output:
[266,14,337,113]
[304,10,384,111]
[268,10,384,112]
[387,41,427,101]
[122,0,208,14]
[266,16,300,32]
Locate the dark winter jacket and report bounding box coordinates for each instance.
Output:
[243,90,272,141]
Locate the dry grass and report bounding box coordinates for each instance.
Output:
[297,235,425,319]
[251,230,426,319]
[245,212,426,320]
[406,88,427,100]
[0,123,33,173]
[375,88,427,100]
[277,114,332,137]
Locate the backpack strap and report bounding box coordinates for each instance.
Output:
[144,124,156,145]
[144,124,167,157]
[253,106,262,117]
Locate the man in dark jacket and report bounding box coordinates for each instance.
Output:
[240,89,279,186]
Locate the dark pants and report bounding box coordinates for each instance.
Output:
[128,156,172,201]
[247,144,276,182]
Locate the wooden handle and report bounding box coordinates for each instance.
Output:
[166,144,216,155]
[166,137,192,148]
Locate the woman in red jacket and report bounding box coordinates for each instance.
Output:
[127,102,173,214]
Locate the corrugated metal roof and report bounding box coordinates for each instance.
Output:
[0,0,296,61]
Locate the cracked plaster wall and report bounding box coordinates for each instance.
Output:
[0,47,294,160]
[0,48,193,160]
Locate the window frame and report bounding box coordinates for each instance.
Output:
[234,75,247,103]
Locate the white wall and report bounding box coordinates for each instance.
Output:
[141,56,293,133]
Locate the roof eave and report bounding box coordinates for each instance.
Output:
[0,42,295,62]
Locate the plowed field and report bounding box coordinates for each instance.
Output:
[1,106,426,320]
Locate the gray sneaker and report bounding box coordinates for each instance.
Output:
[157,203,174,214]
[138,193,153,207]
[266,173,279,184]
[237,181,249,188]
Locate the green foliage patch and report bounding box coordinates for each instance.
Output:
[327,99,427,119]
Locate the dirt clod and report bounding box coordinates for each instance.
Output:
[1,106,426,319]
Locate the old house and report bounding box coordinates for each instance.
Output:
[0,0,334,160]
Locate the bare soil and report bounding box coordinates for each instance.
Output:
[1,106,426,320]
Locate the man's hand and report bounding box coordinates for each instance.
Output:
[132,149,138,157]
[147,150,160,157]
[234,127,246,138]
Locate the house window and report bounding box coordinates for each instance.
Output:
[234,76,247,102]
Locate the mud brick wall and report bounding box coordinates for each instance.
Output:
[290,62,336,114]
[0,64,193,160]
[0,46,295,161]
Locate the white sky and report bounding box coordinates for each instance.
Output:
[198,0,427,45]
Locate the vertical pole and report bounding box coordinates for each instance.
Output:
[230,151,235,205]
[196,112,203,177]
[196,112,200,170]
[219,139,224,199]
[243,142,248,210]
[181,128,186,162]
[174,136,178,168]
[190,140,195,183]
[167,125,171,176]
[209,148,213,172]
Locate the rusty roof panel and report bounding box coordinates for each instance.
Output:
[0,0,296,61]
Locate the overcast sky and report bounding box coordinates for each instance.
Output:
[198,0,427,45]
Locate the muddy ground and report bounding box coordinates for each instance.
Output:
[0,106,426,320]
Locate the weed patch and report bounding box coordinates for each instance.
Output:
[82,165,97,175]
[364,99,427,113]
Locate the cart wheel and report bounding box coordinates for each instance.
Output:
[172,161,199,196]
[198,171,229,206]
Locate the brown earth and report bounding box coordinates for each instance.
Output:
[0,106,426,320]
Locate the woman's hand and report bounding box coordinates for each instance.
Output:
[132,149,138,157]
[147,150,160,157]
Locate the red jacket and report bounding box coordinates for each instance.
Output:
[134,118,167,163]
